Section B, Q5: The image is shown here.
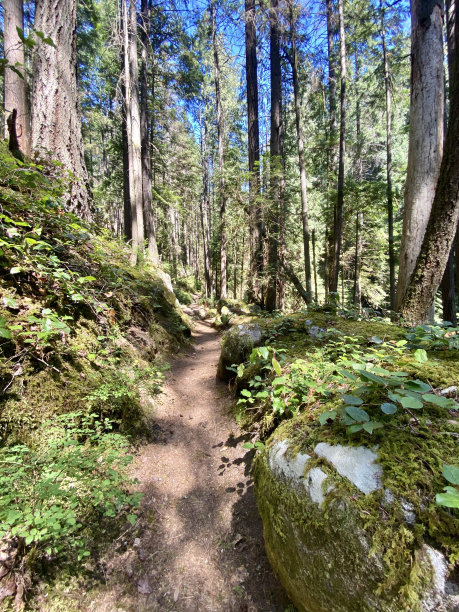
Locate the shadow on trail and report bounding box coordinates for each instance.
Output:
[97,316,289,611]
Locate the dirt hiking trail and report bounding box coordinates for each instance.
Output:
[86,307,290,612]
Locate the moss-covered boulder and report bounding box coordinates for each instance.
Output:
[254,427,459,612]
[217,323,267,381]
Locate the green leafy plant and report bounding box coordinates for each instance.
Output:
[436,464,459,509]
[0,412,141,561]
[405,324,459,350]
[321,363,457,435]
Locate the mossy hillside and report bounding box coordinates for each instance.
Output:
[0,148,191,444]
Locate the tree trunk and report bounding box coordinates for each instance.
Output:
[265,0,282,312]
[140,0,159,263]
[325,0,338,286]
[399,6,459,325]
[441,0,457,323]
[329,0,347,294]
[380,0,396,311]
[326,0,338,174]
[288,1,312,303]
[279,257,310,305]
[245,0,263,304]
[121,82,132,241]
[32,0,92,218]
[123,0,145,258]
[4,0,30,156]
[353,212,363,309]
[441,249,457,324]
[211,0,227,299]
[199,111,213,297]
[312,228,318,302]
[396,0,444,311]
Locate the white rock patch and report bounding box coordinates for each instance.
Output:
[305,467,329,505]
[423,545,448,594]
[268,440,310,481]
[268,441,330,506]
[314,442,383,494]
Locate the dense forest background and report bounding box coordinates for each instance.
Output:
[1,0,459,324]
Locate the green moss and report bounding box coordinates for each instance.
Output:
[230,312,459,609]
[254,441,447,612]
[0,154,190,447]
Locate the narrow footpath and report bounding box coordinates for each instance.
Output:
[90,308,289,611]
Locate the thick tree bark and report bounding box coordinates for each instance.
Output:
[245,0,263,304]
[325,0,338,285]
[32,0,91,218]
[441,249,457,324]
[7,109,24,161]
[265,0,282,312]
[140,0,159,263]
[326,0,338,174]
[441,0,457,323]
[4,0,30,156]
[121,81,132,241]
[329,0,347,294]
[312,228,318,302]
[396,0,444,310]
[353,212,363,308]
[123,0,145,257]
[399,7,459,325]
[380,0,396,311]
[288,1,312,303]
[211,0,227,299]
[199,111,213,297]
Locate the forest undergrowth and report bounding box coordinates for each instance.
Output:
[0,146,191,606]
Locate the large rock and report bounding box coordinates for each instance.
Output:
[254,434,459,612]
[156,269,178,307]
[217,323,266,381]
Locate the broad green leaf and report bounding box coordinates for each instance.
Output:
[359,371,389,385]
[347,424,363,434]
[400,396,423,410]
[255,390,269,399]
[443,464,459,485]
[319,410,337,425]
[342,394,363,405]
[77,275,97,284]
[345,405,370,423]
[436,489,459,509]
[258,346,269,360]
[395,388,424,399]
[362,421,384,434]
[0,328,12,339]
[421,394,451,408]
[381,402,397,415]
[240,389,252,398]
[414,349,428,363]
[338,369,358,381]
[272,357,282,375]
[10,267,21,274]
[404,380,430,393]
